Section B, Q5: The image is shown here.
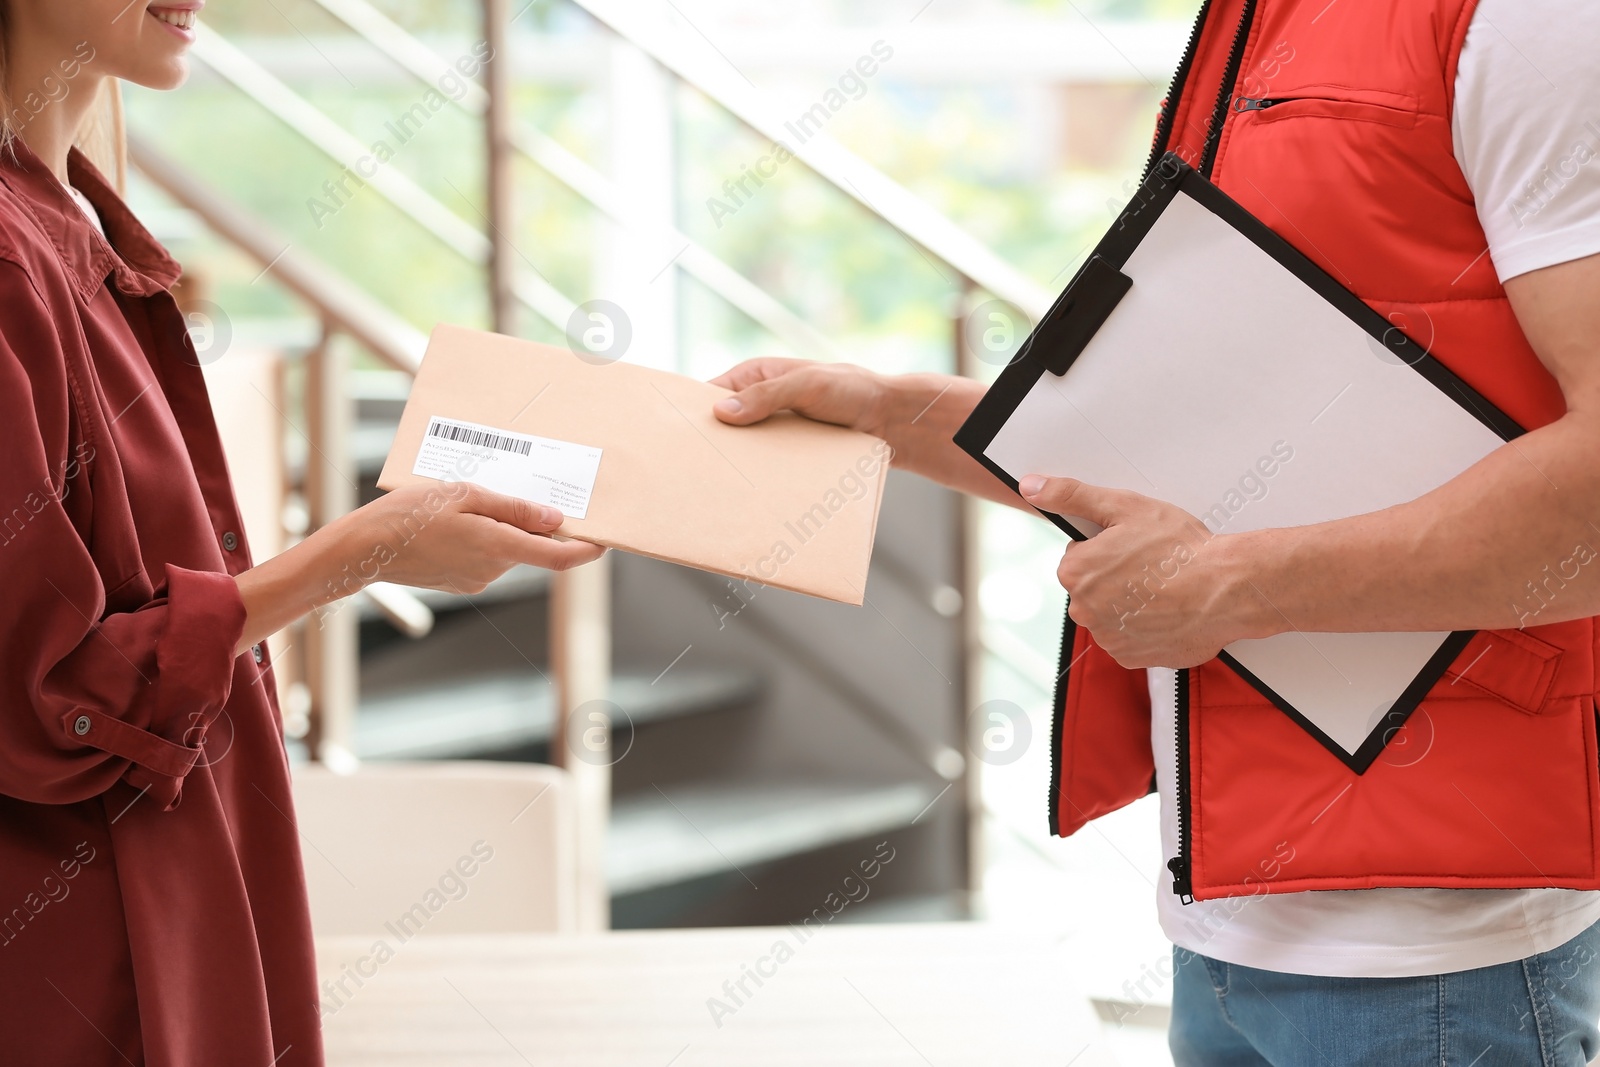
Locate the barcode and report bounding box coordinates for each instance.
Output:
[428,420,532,456]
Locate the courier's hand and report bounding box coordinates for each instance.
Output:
[331,483,605,595]
[711,358,889,436]
[1019,475,1259,669]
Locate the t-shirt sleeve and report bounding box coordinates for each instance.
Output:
[1452,0,1600,281]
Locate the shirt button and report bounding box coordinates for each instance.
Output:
[251,644,264,664]
[222,531,239,552]
[73,715,92,736]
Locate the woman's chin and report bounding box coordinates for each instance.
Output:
[127,58,190,93]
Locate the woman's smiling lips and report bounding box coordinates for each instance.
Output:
[147,2,202,40]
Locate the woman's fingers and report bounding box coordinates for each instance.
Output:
[531,537,607,571]
[481,523,606,571]
[457,488,606,572]
[456,485,565,534]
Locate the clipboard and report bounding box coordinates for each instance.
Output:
[955,153,1524,773]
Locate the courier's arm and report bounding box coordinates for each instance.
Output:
[1225,253,1600,633]
[710,360,1026,508]
[714,253,1600,669]
[1019,251,1600,667]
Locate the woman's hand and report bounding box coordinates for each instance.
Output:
[711,358,891,435]
[233,482,604,655]
[334,483,606,594]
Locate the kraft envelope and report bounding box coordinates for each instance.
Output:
[377,324,890,604]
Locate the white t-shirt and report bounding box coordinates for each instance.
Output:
[1152,0,1600,978]
[63,182,105,238]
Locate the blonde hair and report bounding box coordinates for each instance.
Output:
[75,80,126,193]
[0,2,126,194]
[0,0,9,148]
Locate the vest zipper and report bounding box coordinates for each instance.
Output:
[1158,0,1251,895]
[1140,0,1259,179]
[1233,96,1286,111]
[1046,606,1078,837]
[1166,666,1195,904]
[1140,0,1213,181]
[1197,0,1259,177]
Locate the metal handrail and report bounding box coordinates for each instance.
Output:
[129,135,427,374]
[195,29,480,259]
[237,0,1052,352]
[572,0,1055,323]
[304,0,846,364]
[191,4,1058,358]
[190,25,580,334]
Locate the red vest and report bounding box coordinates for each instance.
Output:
[1051,0,1600,901]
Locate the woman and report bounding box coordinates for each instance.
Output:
[0,2,603,1064]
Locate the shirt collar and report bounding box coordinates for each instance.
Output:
[0,137,182,302]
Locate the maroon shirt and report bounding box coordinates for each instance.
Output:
[0,142,321,1065]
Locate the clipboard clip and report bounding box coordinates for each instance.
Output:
[1027,254,1133,376]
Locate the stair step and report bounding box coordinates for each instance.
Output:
[607,780,940,896]
[355,666,762,760]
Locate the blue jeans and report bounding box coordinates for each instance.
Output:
[1170,921,1600,1066]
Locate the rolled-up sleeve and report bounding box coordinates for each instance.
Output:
[0,258,244,810]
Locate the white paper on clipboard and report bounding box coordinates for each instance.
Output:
[978,189,1509,766]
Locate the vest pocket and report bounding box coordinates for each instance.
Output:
[1232,87,1418,130]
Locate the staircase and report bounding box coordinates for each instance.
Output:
[124,0,1051,930]
[344,371,966,926]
